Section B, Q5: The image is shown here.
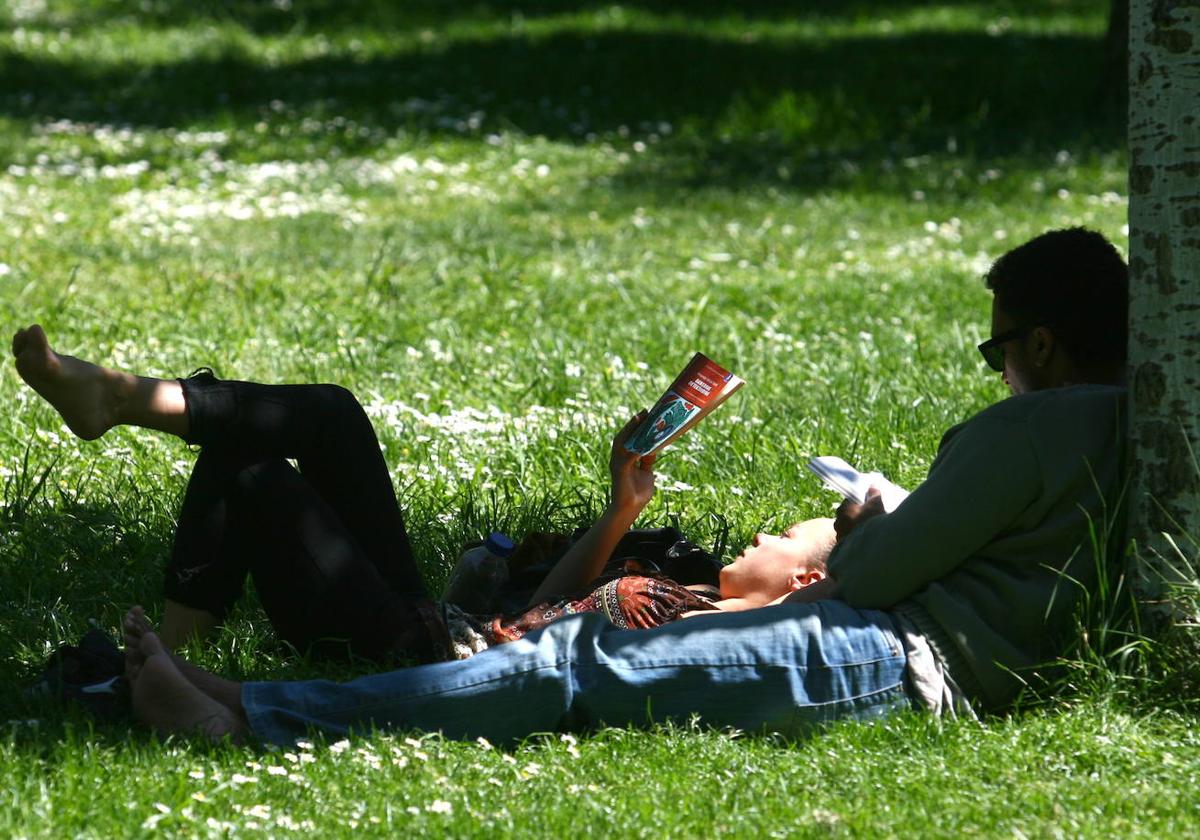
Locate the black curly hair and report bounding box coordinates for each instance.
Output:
[985,228,1128,369]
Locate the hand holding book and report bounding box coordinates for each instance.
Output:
[536,362,739,607]
[806,456,909,542]
[609,410,658,516]
[833,486,886,542]
[806,456,909,513]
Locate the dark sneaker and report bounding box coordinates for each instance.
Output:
[25,628,131,721]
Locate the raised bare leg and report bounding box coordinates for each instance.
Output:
[159,599,220,651]
[130,630,248,743]
[12,324,188,440]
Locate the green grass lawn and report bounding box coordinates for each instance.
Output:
[3,0,1197,836]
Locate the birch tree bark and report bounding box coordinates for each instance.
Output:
[1127,0,1200,604]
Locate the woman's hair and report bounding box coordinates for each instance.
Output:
[985,228,1128,368]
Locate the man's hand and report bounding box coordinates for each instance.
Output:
[834,486,886,542]
[610,411,657,515]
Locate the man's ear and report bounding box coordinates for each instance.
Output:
[1031,326,1056,368]
[790,569,827,591]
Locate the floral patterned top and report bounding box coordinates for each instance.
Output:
[433,568,721,661]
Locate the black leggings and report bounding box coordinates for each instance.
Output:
[163,371,435,662]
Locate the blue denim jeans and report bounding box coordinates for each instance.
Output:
[243,600,911,746]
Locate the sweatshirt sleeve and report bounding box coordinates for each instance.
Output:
[827,411,1042,609]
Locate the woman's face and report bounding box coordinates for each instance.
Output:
[719,518,833,605]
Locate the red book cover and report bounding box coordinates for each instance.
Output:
[624,353,744,456]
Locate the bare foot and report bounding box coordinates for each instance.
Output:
[131,632,247,743]
[123,606,154,683]
[123,606,242,713]
[12,324,134,440]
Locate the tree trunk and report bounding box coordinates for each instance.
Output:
[1127,0,1200,609]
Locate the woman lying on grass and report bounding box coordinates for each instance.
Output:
[12,325,835,668]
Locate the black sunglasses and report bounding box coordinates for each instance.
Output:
[977,325,1036,372]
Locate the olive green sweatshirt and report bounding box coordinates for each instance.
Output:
[827,385,1126,710]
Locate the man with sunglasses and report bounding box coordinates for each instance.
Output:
[831,226,1127,713]
[123,228,1130,745]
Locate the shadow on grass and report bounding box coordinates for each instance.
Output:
[0,497,171,643]
[37,0,1094,34]
[0,491,164,720]
[2,21,1123,189]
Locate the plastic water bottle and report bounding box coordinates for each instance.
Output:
[442,532,515,613]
